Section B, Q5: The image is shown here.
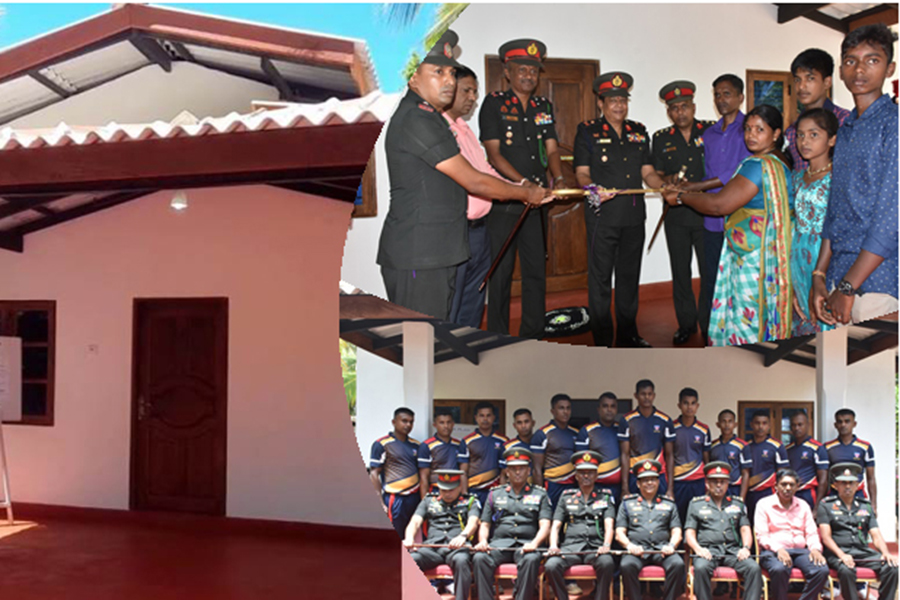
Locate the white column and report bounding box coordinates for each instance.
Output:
[355,349,404,466]
[815,327,848,441]
[402,321,435,442]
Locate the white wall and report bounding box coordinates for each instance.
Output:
[9,62,279,128]
[0,185,388,529]
[341,2,869,295]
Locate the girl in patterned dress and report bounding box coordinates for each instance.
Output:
[663,105,795,346]
[790,108,839,336]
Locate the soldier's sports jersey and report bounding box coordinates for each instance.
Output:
[414,492,481,543]
[709,436,747,487]
[618,408,676,470]
[576,421,622,487]
[417,436,469,484]
[370,432,421,495]
[463,430,509,490]
[786,437,828,491]
[673,417,711,481]
[531,420,580,484]
[740,436,789,492]
[552,488,616,550]
[824,436,875,491]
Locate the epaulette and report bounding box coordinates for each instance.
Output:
[561,488,580,497]
[729,496,745,504]
[426,491,440,497]
[822,494,840,503]
[690,495,708,503]
[416,102,434,113]
[625,119,646,131]
[659,496,676,504]
[623,493,638,500]
[490,91,503,97]
[533,95,548,103]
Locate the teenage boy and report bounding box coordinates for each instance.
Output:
[532,393,580,508]
[672,387,711,524]
[710,409,747,497]
[418,408,469,498]
[824,408,877,513]
[619,379,675,497]
[785,411,829,512]
[370,408,421,537]
[462,401,509,507]
[576,392,624,503]
[784,48,851,171]
[740,411,789,523]
[812,23,898,327]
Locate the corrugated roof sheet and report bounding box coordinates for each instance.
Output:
[0,91,399,151]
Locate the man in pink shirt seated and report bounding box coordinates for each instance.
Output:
[754,468,829,600]
[444,65,514,327]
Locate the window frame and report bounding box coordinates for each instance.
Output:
[0,300,56,426]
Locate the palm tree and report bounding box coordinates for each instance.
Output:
[340,339,357,417]
[386,3,469,82]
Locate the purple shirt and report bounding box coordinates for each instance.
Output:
[784,98,850,171]
[702,111,750,232]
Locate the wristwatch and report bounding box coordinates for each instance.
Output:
[837,279,856,296]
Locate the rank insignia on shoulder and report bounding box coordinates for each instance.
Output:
[417,103,434,112]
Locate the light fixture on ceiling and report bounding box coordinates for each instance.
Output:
[170,190,188,211]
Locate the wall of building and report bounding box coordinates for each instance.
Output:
[341,3,891,296]
[0,185,389,529]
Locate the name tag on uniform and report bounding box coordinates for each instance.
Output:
[698,509,712,515]
[655,504,672,511]
[663,146,677,153]
[597,138,612,144]
[626,133,647,143]
[534,113,553,126]
[495,497,509,506]
[502,115,519,122]
[523,495,541,505]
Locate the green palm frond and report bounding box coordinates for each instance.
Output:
[340,339,357,416]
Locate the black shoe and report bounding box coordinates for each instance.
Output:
[619,335,652,348]
[713,582,730,596]
[673,327,694,345]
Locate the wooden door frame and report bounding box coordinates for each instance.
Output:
[129,297,229,514]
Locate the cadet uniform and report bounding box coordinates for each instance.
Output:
[824,435,875,500]
[817,463,897,600]
[619,407,676,495]
[672,415,712,524]
[475,448,552,600]
[479,39,558,339]
[530,419,579,508]
[545,451,617,600]
[709,435,746,497]
[408,470,480,600]
[574,72,652,347]
[371,431,421,537]
[740,435,789,522]
[418,435,469,492]
[576,420,623,504]
[684,462,763,600]
[785,436,828,511]
[616,461,685,600]
[652,80,715,343]
[377,31,466,320]
[463,429,509,507]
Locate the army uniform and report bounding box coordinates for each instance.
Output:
[684,462,762,600]
[479,39,558,339]
[474,448,552,600]
[377,31,466,320]
[409,478,480,600]
[545,451,617,600]
[616,461,685,600]
[817,464,898,600]
[652,80,715,342]
[574,72,653,347]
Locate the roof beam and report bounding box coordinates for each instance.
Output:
[764,334,815,367]
[848,4,898,29]
[803,9,849,33]
[0,232,24,253]
[777,3,829,23]
[130,34,172,73]
[848,332,899,365]
[0,194,68,220]
[167,40,195,62]
[855,320,898,333]
[28,70,73,98]
[261,57,296,102]
[432,323,479,365]
[15,190,154,235]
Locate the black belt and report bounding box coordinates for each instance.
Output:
[469,216,487,228]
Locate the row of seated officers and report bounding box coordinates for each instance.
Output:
[404,448,897,600]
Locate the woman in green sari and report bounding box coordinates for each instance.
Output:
[663,105,795,346]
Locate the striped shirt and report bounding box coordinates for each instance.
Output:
[740,436,789,492]
[824,436,875,491]
[709,436,747,486]
[618,408,676,472]
[673,417,711,482]
[531,420,580,484]
[576,421,622,486]
[463,430,509,490]
[785,437,828,491]
[417,436,469,484]
[370,433,421,495]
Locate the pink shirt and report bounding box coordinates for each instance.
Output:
[444,113,501,220]
[754,493,822,553]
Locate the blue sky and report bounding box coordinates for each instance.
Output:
[0,3,438,91]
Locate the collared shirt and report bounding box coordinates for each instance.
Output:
[573,116,653,227]
[370,432,421,495]
[702,111,751,232]
[576,421,623,486]
[684,494,750,553]
[444,113,500,220]
[481,483,552,547]
[531,420,580,484]
[415,492,481,544]
[673,417,711,482]
[754,493,822,553]
[417,436,469,484]
[710,436,747,486]
[785,437,828,491]
[784,98,850,171]
[821,94,898,296]
[553,487,616,551]
[377,89,467,270]
[616,494,681,550]
[816,494,879,553]
[618,407,676,471]
[741,436,789,492]
[462,429,509,490]
[824,435,875,491]
[652,119,714,227]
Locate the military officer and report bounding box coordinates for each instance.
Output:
[574,72,668,348]
[684,461,763,600]
[615,460,684,600]
[479,38,565,339]
[474,447,551,600]
[404,470,481,600]
[652,81,715,345]
[378,30,548,320]
[545,450,617,600]
[817,463,898,600]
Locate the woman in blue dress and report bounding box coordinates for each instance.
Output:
[790,108,839,336]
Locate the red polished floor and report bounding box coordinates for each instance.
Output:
[0,505,400,600]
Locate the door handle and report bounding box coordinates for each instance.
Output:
[138,396,151,421]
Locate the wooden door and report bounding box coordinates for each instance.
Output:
[485,57,600,295]
[131,298,228,515]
